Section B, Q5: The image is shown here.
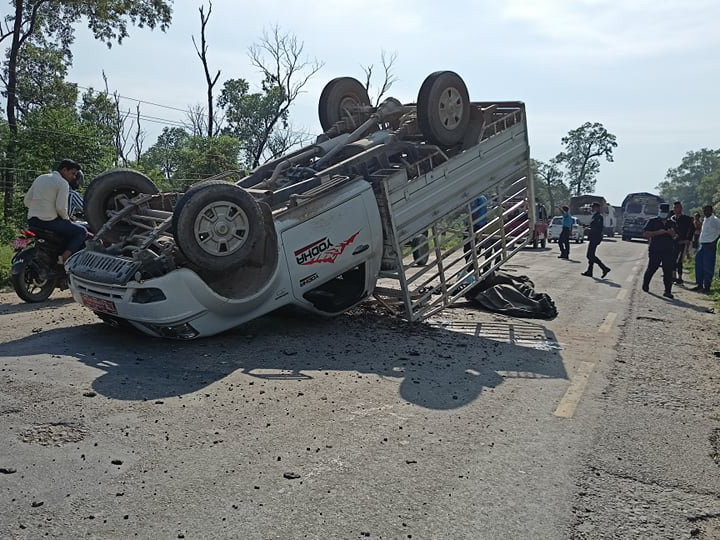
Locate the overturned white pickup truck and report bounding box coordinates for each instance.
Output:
[66,71,534,339]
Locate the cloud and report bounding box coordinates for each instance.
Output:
[499,0,720,60]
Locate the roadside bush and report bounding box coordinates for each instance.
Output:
[0,243,12,290]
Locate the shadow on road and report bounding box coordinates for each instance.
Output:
[1,307,568,411]
[0,295,75,316]
[645,290,717,314]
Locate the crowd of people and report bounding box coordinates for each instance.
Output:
[555,200,720,299]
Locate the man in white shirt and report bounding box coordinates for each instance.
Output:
[24,159,87,263]
[690,204,720,293]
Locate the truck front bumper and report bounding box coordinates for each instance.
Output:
[68,268,281,339]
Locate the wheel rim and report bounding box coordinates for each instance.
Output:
[23,265,52,297]
[339,96,362,124]
[193,201,250,256]
[438,86,464,130]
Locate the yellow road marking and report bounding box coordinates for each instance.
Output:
[616,289,628,300]
[598,312,617,333]
[554,361,594,418]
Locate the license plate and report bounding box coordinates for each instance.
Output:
[80,293,117,315]
[13,237,31,250]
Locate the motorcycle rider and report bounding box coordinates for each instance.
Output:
[24,159,87,264]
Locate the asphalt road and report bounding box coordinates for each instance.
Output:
[1,237,719,539]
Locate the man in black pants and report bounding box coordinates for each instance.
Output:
[581,202,610,278]
[669,200,694,284]
[558,205,572,259]
[642,203,678,298]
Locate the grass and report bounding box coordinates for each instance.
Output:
[0,243,13,290]
[684,252,720,310]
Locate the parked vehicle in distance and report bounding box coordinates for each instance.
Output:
[569,195,615,237]
[547,216,584,243]
[621,192,663,241]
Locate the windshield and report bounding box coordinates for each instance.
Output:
[551,217,563,225]
[626,202,642,213]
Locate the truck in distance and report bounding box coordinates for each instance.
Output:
[66,71,533,339]
[620,192,664,241]
[568,195,616,237]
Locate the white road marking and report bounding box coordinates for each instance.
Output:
[598,312,617,333]
[554,361,595,418]
[616,289,628,300]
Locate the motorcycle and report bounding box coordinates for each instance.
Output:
[11,225,72,302]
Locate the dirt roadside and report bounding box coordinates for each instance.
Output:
[571,283,720,539]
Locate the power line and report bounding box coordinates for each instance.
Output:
[75,84,190,114]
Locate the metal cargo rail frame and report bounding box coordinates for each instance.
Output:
[372,102,533,321]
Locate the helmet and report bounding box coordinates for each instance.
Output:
[70,169,84,191]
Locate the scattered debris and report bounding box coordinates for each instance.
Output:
[20,422,87,446]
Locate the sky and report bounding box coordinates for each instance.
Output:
[65,0,720,206]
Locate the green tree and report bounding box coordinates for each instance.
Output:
[532,157,569,216]
[6,40,77,115]
[140,126,190,184]
[218,78,285,168]
[557,122,617,196]
[7,105,115,219]
[173,135,241,185]
[1,0,173,219]
[656,148,720,211]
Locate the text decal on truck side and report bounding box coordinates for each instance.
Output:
[294,231,360,265]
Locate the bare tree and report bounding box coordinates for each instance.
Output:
[192,2,221,138]
[246,25,323,165]
[133,104,145,163]
[185,104,207,137]
[361,50,398,107]
[103,72,131,166]
[265,124,311,161]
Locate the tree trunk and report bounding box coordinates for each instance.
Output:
[3,1,24,221]
[545,179,555,217]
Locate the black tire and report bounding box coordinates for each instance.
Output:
[417,71,471,147]
[172,182,266,273]
[318,77,371,131]
[84,169,159,236]
[410,233,430,266]
[11,249,56,303]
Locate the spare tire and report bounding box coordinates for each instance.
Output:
[417,71,471,147]
[84,169,159,237]
[318,77,371,131]
[172,181,266,273]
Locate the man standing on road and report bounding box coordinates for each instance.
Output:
[558,204,572,260]
[581,201,610,278]
[670,201,695,285]
[691,204,720,293]
[642,203,678,298]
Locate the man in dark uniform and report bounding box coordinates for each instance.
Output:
[642,202,678,298]
[669,200,694,284]
[581,201,610,278]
